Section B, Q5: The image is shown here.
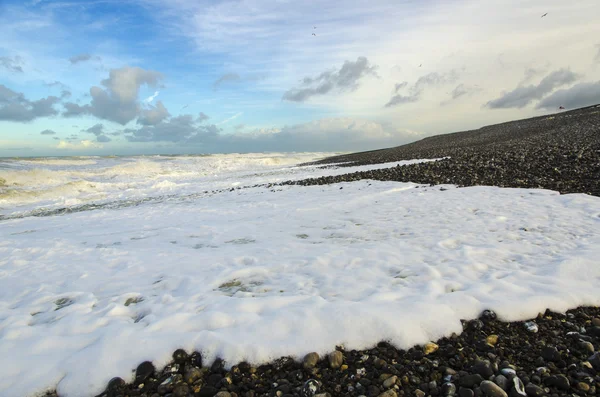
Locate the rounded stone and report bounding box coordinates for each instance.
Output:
[486,335,499,346]
[135,361,155,383]
[480,380,508,397]
[107,377,125,391]
[303,352,320,369]
[184,366,203,384]
[383,376,398,389]
[328,351,343,369]
[173,349,189,364]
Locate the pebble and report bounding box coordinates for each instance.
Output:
[442,382,457,396]
[173,349,189,364]
[303,353,320,369]
[382,376,397,389]
[493,375,509,391]
[486,335,499,346]
[424,342,439,355]
[480,380,508,397]
[301,379,321,397]
[135,361,155,383]
[471,360,494,378]
[523,321,538,333]
[377,390,397,397]
[328,351,343,369]
[459,374,484,388]
[523,383,545,397]
[458,387,474,397]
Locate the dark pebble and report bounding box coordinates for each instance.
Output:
[135,361,155,383]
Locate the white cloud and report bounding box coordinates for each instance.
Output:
[56,139,104,149]
[145,91,159,103]
[217,112,243,125]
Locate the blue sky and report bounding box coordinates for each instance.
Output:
[1,0,599,156]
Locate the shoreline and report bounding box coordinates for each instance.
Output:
[37,105,600,397]
[54,305,600,397]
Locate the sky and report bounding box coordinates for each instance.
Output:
[0,0,599,157]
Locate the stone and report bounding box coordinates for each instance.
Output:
[196,386,219,397]
[211,358,225,373]
[579,341,594,353]
[458,387,475,397]
[300,379,321,397]
[173,383,190,397]
[588,352,600,370]
[415,390,426,397]
[459,374,484,388]
[441,382,457,396]
[328,351,343,369]
[376,391,397,397]
[184,366,203,384]
[424,342,439,355]
[577,382,591,392]
[547,375,570,390]
[508,377,526,397]
[135,361,155,383]
[480,380,508,397]
[592,318,600,327]
[481,310,497,321]
[215,392,231,397]
[173,349,189,364]
[486,335,499,346]
[383,376,398,389]
[523,383,544,397]
[523,321,538,333]
[494,375,509,391]
[540,346,560,362]
[303,353,320,369]
[107,377,125,391]
[500,368,516,378]
[472,360,494,378]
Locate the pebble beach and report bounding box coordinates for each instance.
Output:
[65,105,600,397]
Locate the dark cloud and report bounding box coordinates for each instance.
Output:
[450,84,469,100]
[536,81,600,110]
[63,102,89,118]
[84,123,112,142]
[385,71,459,108]
[53,137,60,140]
[138,100,170,125]
[283,57,378,102]
[0,84,61,122]
[212,118,419,153]
[40,129,56,135]
[385,94,419,107]
[62,66,164,124]
[85,123,104,135]
[69,54,101,64]
[122,114,419,153]
[213,73,241,90]
[234,123,245,131]
[394,82,408,93]
[521,67,545,84]
[125,114,221,143]
[486,69,578,109]
[197,112,209,122]
[0,56,24,73]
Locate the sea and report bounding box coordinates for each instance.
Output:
[1,153,600,397]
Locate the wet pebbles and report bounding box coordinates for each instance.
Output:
[288,104,600,197]
[66,307,600,397]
